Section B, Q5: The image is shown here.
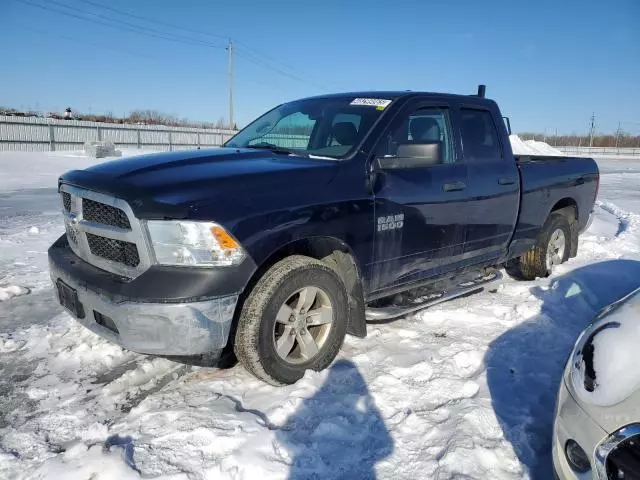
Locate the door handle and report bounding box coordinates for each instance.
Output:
[498,177,516,185]
[443,181,466,192]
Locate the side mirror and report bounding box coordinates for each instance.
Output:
[376,142,441,170]
[503,116,512,135]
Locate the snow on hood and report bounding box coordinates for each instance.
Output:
[509,135,564,156]
[570,288,640,407]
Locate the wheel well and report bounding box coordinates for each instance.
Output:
[551,197,578,221]
[249,237,363,286]
[233,237,367,343]
[550,198,579,257]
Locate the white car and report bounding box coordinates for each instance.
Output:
[553,286,640,479]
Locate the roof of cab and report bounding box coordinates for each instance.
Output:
[299,90,494,103]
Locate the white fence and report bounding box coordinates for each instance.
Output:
[4,117,638,158]
[557,146,640,157]
[260,133,309,149]
[0,115,237,152]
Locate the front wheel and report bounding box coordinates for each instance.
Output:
[234,255,348,385]
[506,212,572,280]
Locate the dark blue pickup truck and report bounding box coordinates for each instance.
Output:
[48,88,599,384]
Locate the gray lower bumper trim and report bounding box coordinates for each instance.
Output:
[50,263,238,356]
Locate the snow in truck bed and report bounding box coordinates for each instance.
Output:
[1,148,640,480]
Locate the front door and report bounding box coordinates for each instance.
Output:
[367,100,470,294]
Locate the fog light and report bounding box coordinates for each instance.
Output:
[565,439,591,473]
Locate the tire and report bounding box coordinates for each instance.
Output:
[234,255,349,385]
[506,212,572,280]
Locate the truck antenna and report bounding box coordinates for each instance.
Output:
[477,84,486,98]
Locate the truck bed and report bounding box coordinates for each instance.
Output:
[514,154,592,163]
[509,154,599,259]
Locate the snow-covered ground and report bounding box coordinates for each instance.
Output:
[1,149,639,480]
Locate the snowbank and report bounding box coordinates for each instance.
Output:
[524,139,564,156]
[84,141,122,158]
[509,135,564,156]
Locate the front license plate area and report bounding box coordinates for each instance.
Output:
[56,279,85,319]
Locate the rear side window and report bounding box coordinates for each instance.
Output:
[460,109,502,162]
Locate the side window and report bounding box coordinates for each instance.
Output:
[249,112,316,149]
[377,107,455,164]
[460,109,502,162]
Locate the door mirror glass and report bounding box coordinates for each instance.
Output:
[377,142,441,169]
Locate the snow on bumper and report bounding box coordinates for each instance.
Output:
[49,259,238,356]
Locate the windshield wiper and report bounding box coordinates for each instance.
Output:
[244,142,308,157]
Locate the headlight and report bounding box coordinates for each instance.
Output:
[146,220,246,266]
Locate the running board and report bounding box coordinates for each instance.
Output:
[365,271,503,322]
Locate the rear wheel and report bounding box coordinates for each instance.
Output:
[506,212,571,280]
[234,255,348,385]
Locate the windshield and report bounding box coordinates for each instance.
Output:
[224,96,394,159]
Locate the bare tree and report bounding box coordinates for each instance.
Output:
[518,132,640,148]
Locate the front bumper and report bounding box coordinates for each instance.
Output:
[553,377,607,480]
[49,237,240,356]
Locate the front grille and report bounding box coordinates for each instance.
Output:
[82,198,131,230]
[86,232,140,267]
[606,434,640,479]
[60,186,149,278]
[62,192,71,212]
[65,224,78,244]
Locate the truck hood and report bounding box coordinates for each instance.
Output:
[59,148,339,220]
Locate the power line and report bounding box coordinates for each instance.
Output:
[13,0,334,125]
[14,0,226,48]
[80,0,332,85]
[14,24,171,61]
[235,48,328,89]
[77,0,230,40]
[233,39,339,89]
[15,23,273,93]
[44,0,225,47]
[49,0,333,89]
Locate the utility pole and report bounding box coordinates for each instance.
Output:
[615,121,621,149]
[226,40,234,129]
[588,113,595,147]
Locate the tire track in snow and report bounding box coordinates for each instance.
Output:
[0,317,192,472]
[578,201,640,261]
[596,200,639,238]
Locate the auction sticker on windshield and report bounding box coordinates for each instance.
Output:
[350,98,392,109]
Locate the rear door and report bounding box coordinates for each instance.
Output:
[367,98,470,293]
[459,106,519,262]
